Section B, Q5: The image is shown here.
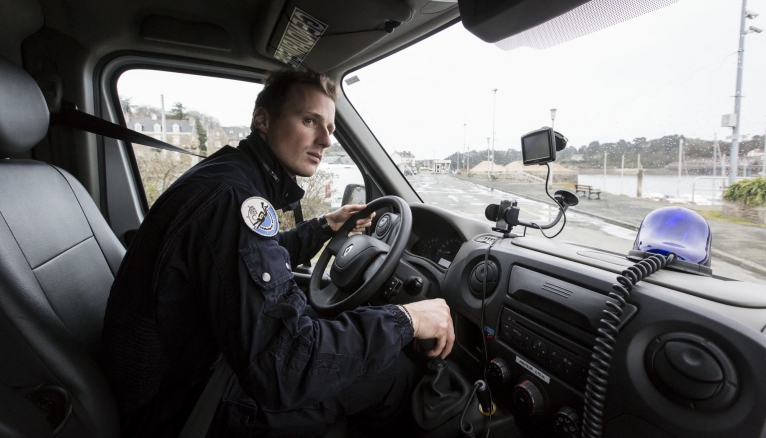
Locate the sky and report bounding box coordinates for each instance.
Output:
[345,0,766,159]
[118,71,263,127]
[118,0,766,160]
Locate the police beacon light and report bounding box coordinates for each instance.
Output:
[628,207,713,276]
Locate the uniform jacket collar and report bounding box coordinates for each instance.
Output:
[238,133,304,211]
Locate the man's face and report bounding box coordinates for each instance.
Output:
[254,83,335,178]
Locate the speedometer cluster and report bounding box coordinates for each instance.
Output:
[408,209,465,268]
[412,236,463,268]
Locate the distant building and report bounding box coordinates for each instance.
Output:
[391,151,415,167]
[128,114,199,163]
[432,159,451,174]
[199,125,251,156]
[129,114,197,148]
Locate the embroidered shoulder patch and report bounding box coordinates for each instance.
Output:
[241,197,279,237]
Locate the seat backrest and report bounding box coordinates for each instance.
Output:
[0,55,125,437]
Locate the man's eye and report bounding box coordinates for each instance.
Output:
[304,118,316,126]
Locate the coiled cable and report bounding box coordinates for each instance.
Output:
[581,253,676,437]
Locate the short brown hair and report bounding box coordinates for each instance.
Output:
[250,70,339,132]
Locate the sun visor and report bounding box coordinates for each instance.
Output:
[458,0,590,43]
[493,0,678,51]
[265,0,413,72]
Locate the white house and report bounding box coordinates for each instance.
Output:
[391,151,415,167]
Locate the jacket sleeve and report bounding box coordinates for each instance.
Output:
[196,189,414,411]
[276,218,334,267]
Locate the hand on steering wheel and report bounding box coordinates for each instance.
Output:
[309,196,412,316]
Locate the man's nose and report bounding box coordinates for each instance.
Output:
[317,127,332,148]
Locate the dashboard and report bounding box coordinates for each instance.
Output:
[391,203,766,438]
[409,209,464,269]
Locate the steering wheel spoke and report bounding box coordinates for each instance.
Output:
[309,196,412,316]
[326,233,348,256]
[362,254,386,283]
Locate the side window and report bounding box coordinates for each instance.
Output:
[118,69,262,206]
[276,135,366,231]
[117,70,366,232]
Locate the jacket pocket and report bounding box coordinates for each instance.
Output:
[240,239,294,290]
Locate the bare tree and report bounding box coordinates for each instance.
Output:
[134,146,189,206]
[277,168,335,230]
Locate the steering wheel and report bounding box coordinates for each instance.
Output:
[309,196,412,316]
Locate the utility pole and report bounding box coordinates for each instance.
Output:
[491,89,498,178]
[678,137,683,198]
[713,133,718,177]
[603,151,607,192]
[729,1,761,183]
[620,153,625,196]
[160,94,166,143]
[762,127,766,176]
[637,153,643,198]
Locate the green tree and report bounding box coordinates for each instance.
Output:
[724,177,766,207]
[171,102,187,119]
[120,97,133,114]
[196,120,208,154]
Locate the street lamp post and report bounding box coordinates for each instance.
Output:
[487,137,491,178]
[467,147,470,176]
[762,127,765,176]
[729,0,760,184]
[491,89,497,177]
[550,108,557,188]
[463,123,467,172]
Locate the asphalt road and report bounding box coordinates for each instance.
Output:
[407,173,766,285]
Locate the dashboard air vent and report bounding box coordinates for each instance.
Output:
[644,333,737,411]
[469,261,499,299]
[475,235,498,245]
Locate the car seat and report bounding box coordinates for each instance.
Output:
[0,55,124,437]
[0,54,355,438]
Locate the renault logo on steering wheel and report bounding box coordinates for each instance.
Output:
[343,245,354,257]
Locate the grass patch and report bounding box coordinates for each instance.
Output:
[694,209,766,227]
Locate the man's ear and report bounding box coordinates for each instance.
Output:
[252,107,271,137]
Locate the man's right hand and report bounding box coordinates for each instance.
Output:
[402,299,455,359]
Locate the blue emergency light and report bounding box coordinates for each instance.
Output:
[628,207,713,276]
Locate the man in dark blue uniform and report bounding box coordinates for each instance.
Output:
[101,70,455,438]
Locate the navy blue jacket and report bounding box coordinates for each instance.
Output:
[101,134,414,437]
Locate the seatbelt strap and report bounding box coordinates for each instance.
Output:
[50,103,204,157]
[294,203,305,223]
[178,358,234,438]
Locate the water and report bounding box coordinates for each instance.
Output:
[577,174,727,204]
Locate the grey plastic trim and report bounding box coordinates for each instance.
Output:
[512,236,766,308]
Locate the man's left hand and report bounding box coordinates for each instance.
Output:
[325,204,375,233]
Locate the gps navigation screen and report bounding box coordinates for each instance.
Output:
[522,130,553,164]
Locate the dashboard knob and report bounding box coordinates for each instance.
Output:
[512,380,547,417]
[487,358,511,389]
[406,276,423,295]
[554,407,581,438]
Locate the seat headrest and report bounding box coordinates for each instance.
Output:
[0,56,49,158]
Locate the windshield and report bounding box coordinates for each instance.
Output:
[344,0,766,284]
